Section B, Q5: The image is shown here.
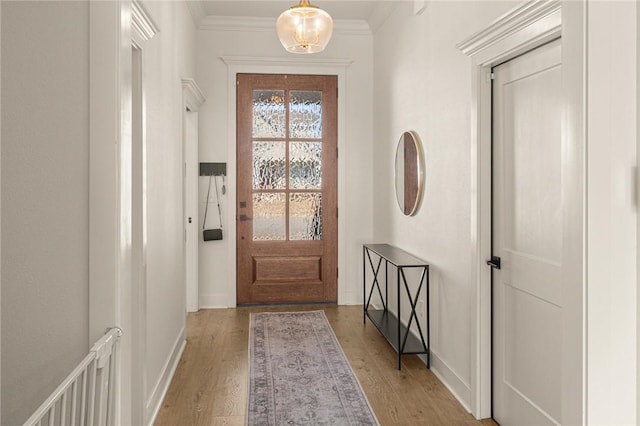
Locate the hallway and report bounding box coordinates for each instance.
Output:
[155,305,496,425]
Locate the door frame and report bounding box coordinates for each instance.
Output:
[182,78,206,313]
[220,56,352,307]
[90,1,158,424]
[457,0,580,420]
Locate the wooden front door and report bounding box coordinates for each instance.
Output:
[236,74,337,304]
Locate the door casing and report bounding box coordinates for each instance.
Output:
[182,79,206,313]
[457,1,570,419]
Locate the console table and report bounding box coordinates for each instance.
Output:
[363,244,430,370]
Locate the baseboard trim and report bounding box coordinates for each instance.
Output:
[145,327,186,426]
[200,292,233,308]
[418,351,472,413]
[338,290,360,305]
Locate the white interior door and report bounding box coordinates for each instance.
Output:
[185,110,199,312]
[492,39,562,425]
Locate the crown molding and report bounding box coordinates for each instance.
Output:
[220,56,354,69]
[200,16,371,36]
[457,0,560,57]
[132,0,159,41]
[368,2,399,34]
[182,78,206,111]
[184,0,206,28]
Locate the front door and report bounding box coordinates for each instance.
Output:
[236,73,338,304]
[492,39,563,425]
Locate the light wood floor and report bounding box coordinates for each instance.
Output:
[154,305,497,425]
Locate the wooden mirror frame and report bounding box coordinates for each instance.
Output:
[395,130,424,216]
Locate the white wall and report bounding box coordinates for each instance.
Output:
[196,19,374,307]
[1,1,3,417]
[638,3,640,422]
[137,0,197,420]
[1,2,90,424]
[372,1,517,409]
[0,1,196,423]
[586,1,638,423]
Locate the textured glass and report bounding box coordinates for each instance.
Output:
[290,91,322,138]
[253,90,285,138]
[253,142,286,189]
[289,193,322,240]
[253,193,286,241]
[290,142,322,189]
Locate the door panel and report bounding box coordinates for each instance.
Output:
[492,39,562,425]
[237,74,337,304]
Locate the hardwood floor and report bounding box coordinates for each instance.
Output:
[154,305,497,425]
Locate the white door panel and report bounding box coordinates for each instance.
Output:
[503,285,562,419]
[493,39,562,426]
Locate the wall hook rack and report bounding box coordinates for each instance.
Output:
[199,162,226,177]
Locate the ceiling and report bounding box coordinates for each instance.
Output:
[199,1,395,22]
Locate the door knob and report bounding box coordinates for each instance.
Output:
[486,256,501,269]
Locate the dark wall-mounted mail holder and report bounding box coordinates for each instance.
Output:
[199,162,226,177]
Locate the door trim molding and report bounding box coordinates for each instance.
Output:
[89,1,133,423]
[221,56,351,308]
[457,1,560,61]
[457,0,561,419]
[182,78,206,112]
[182,78,205,313]
[132,0,159,42]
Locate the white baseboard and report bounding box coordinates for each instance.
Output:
[146,327,186,426]
[338,290,360,305]
[199,292,233,308]
[418,351,472,413]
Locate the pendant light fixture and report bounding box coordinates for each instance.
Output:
[276,0,333,54]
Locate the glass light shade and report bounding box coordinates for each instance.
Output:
[277,2,333,54]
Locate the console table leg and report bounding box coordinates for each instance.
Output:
[427,265,431,368]
[397,267,401,370]
[363,246,366,324]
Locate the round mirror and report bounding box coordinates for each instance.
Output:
[395,131,424,216]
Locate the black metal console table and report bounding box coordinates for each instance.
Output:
[363,243,430,370]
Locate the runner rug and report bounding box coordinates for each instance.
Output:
[248,311,379,425]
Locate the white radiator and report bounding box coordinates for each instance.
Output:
[23,327,122,426]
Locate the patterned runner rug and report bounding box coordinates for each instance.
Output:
[248,311,379,425]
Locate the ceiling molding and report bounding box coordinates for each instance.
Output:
[132,0,159,41]
[457,0,560,57]
[367,2,398,34]
[184,0,207,28]
[220,56,354,69]
[200,16,371,36]
[182,78,206,111]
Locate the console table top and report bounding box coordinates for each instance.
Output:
[363,243,428,267]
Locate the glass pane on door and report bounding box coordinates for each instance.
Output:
[290,91,322,138]
[290,141,322,189]
[253,192,286,241]
[253,141,286,189]
[289,193,322,240]
[253,90,285,138]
